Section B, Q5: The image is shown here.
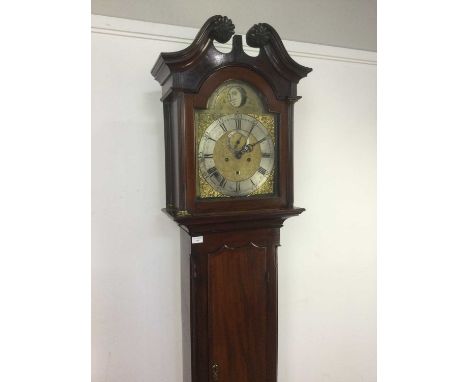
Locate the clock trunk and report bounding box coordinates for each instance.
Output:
[181,226,279,382]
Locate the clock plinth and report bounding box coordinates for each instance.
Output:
[152,15,311,382]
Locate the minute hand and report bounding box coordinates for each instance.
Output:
[247,136,267,149]
[236,136,267,158]
[245,121,257,141]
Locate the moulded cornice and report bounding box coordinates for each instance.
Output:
[151,15,313,99]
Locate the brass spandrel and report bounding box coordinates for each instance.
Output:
[247,113,276,144]
[198,174,223,198]
[196,112,222,144]
[249,170,275,196]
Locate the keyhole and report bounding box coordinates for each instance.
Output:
[212,363,219,381]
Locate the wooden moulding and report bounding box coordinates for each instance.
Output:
[151,15,312,101]
[163,206,305,235]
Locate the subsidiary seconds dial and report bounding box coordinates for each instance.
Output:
[198,114,275,197]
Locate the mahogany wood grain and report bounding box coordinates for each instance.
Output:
[187,227,280,382]
[209,244,268,382]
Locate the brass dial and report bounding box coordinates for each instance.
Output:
[198,114,275,197]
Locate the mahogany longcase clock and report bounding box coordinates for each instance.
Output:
[151,15,311,382]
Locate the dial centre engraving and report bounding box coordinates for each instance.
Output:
[213,130,261,182]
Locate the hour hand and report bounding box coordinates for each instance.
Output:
[234,142,254,159]
[227,132,247,155]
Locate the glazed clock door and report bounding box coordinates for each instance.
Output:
[208,244,269,382]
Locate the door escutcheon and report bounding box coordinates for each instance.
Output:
[212,363,219,381]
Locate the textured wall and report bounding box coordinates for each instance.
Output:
[92,16,376,382]
[91,0,376,51]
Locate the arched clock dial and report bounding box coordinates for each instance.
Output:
[198,113,275,197]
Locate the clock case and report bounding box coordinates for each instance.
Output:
[151,16,311,382]
[152,15,311,225]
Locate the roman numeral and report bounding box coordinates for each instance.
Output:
[218,120,227,132]
[203,153,213,158]
[219,177,227,188]
[250,179,256,187]
[204,133,215,142]
[235,117,242,130]
[207,167,218,178]
[257,167,267,176]
[235,181,241,192]
[262,152,272,158]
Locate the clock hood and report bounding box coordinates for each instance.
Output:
[151,15,312,101]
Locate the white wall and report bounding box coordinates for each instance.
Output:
[92,15,376,382]
[91,0,377,51]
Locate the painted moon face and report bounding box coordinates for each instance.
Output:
[228,87,245,107]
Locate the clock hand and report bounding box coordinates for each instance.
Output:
[245,121,257,142]
[235,141,257,159]
[237,136,267,157]
[227,133,244,155]
[237,122,258,156]
[249,136,267,148]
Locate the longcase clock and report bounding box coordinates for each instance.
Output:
[151,15,311,382]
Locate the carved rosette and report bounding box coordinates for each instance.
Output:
[211,16,235,43]
[246,23,272,48]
